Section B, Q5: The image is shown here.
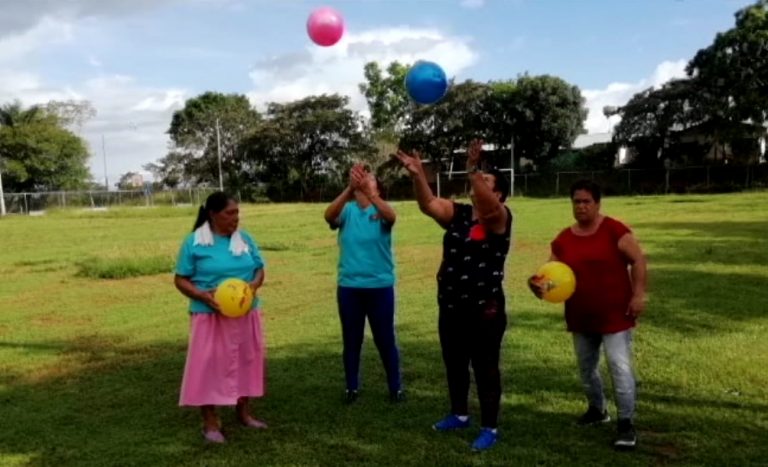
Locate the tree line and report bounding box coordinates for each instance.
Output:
[1,0,765,200]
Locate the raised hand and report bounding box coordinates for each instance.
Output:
[351,164,374,197]
[393,150,424,177]
[467,138,483,169]
[348,163,365,189]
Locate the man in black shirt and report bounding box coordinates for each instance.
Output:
[395,139,512,452]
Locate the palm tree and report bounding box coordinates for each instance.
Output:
[0,100,46,216]
[0,101,46,127]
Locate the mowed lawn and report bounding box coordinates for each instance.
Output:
[0,193,767,466]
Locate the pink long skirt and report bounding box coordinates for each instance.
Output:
[179,310,265,406]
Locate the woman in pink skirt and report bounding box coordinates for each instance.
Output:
[174,191,267,443]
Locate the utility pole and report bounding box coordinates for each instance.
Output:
[0,163,6,216]
[216,118,223,191]
[102,134,109,190]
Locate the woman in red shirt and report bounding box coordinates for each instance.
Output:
[529,180,647,450]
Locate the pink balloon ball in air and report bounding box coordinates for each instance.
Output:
[306,7,345,47]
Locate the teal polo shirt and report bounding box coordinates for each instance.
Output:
[175,230,265,313]
[335,201,395,288]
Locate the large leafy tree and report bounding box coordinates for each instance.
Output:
[484,80,518,157]
[358,62,412,184]
[512,74,587,165]
[163,92,261,191]
[402,80,490,164]
[687,0,768,125]
[44,100,97,133]
[610,79,699,166]
[359,61,411,134]
[0,101,90,192]
[359,64,587,169]
[243,94,371,201]
[611,1,768,166]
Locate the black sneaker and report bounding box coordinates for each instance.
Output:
[344,389,358,404]
[577,406,611,426]
[390,390,406,403]
[614,419,637,450]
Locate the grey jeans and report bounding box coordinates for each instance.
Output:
[572,330,636,421]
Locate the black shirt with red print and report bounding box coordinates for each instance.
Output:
[437,202,513,313]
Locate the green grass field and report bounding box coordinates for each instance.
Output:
[1,193,767,466]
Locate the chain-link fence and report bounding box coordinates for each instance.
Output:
[429,164,768,199]
[0,188,217,214]
[2,165,766,214]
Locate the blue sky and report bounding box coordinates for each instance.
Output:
[0,0,754,185]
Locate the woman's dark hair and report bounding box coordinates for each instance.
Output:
[192,191,236,231]
[487,168,510,202]
[569,179,602,203]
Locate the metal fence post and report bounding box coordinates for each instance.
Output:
[746,165,751,188]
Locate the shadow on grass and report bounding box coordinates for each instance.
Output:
[642,267,768,335]
[635,221,768,267]
[633,221,768,236]
[1,332,767,466]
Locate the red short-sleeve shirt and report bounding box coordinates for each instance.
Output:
[551,216,634,334]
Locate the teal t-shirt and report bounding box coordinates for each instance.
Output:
[175,230,265,313]
[335,201,395,288]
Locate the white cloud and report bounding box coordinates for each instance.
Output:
[0,71,188,185]
[460,0,486,9]
[77,76,187,183]
[0,70,45,96]
[0,18,74,65]
[247,26,478,114]
[1,20,477,186]
[131,90,186,112]
[0,0,169,38]
[87,55,102,67]
[0,0,240,41]
[0,9,191,185]
[582,59,688,134]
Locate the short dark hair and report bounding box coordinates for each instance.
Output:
[487,168,510,202]
[570,179,602,203]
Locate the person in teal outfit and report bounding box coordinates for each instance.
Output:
[324,164,403,403]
